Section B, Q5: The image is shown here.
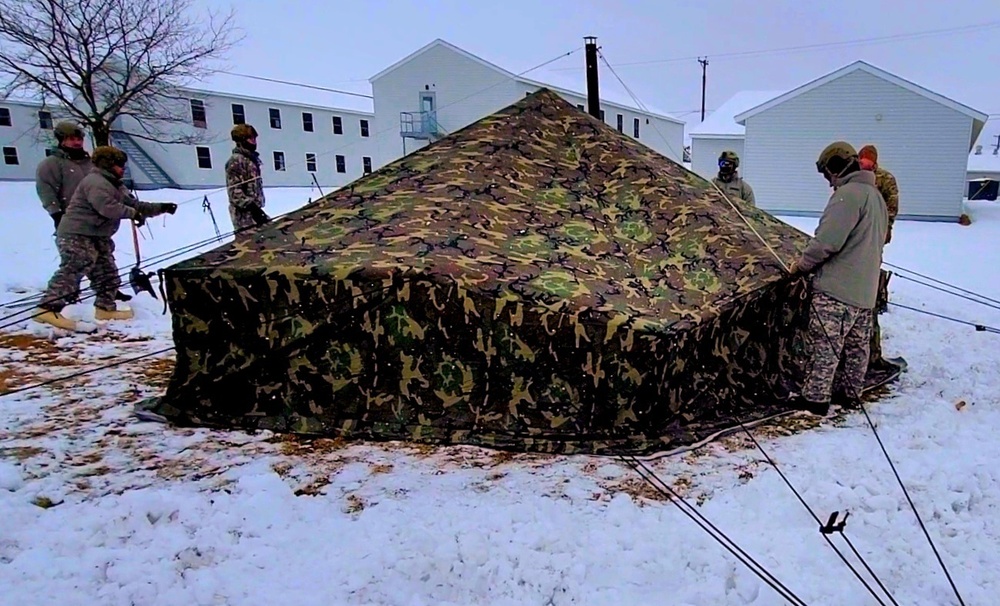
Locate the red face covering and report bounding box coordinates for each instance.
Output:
[860,157,876,171]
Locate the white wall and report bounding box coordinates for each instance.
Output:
[121,92,376,189]
[370,43,521,168]
[742,69,972,220]
[690,136,744,181]
[0,102,60,182]
[512,83,685,163]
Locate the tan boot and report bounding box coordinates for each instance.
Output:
[32,310,95,333]
[94,307,134,321]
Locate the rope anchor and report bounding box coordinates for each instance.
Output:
[820,510,850,535]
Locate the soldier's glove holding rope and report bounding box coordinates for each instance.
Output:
[248,204,271,226]
[51,211,63,230]
[132,209,147,228]
[157,203,178,215]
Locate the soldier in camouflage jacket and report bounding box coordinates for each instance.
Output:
[713,150,756,207]
[225,124,270,231]
[859,144,901,373]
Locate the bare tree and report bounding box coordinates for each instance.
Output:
[0,0,242,147]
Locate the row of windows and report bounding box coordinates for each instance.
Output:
[572,104,642,138]
[0,108,54,130]
[194,146,372,175]
[190,100,370,137]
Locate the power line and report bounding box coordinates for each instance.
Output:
[214,72,374,99]
[552,20,1000,70]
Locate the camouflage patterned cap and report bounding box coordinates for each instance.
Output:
[231,123,258,142]
[92,146,128,171]
[816,141,857,173]
[53,121,84,140]
[719,150,740,164]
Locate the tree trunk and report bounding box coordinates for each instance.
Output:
[91,120,111,147]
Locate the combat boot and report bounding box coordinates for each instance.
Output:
[32,309,95,333]
[94,306,134,321]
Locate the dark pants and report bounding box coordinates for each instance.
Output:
[40,235,120,312]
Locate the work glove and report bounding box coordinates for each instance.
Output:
[133,208,147,228]
[248,204,271,227]
[158,203,178,215]
[51,211,63,229]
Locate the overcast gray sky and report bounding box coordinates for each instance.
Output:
[199,0,1000,130]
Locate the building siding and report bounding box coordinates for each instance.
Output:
[119,92,376,190]
[371,44,521,168]
[690,136,744,181]
[0,102,59,182]
[742,69,972,220]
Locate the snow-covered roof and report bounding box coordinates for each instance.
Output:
[370,38,517,83]
[733,60,988,149]
[186,72,374,114]
[688,90,784,139]
[969,124,1000,177]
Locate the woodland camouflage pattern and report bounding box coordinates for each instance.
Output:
[148,90,885,455]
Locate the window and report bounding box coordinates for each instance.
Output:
[2,146,18,165]
[38,111,53,129]
[269,108,282,129]
[196,146,212,169]
[190,99,207,129]
[302,112,314,132]
[273,151,286,171]
[0,108,11,126]
[616,114,623,133]
[231,103,246,125]
[335,155,345,173]
[332,116,343,135]
[360,119,369,137]
[362,156,372,174]
[633,117,640,138]
[599,110,605,121]
[306,153,317,172]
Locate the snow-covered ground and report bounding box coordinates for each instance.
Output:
[1,180,999,605]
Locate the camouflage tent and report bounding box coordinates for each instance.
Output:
[147,89,817,455]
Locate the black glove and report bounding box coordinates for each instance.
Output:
[51,211,63,229]
[248,205,271,227]
[133,210,146,227]
[158,203,178,215]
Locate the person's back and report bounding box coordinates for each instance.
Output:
[805,169,888,309]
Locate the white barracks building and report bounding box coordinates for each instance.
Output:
[0,39,684,192]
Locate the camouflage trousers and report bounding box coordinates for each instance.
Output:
[801,291,872,403]
[869,270,891,365]
[40,235,120,312]
[229,204,259,232]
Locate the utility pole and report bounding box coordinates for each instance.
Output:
[584,36,601,120]
[698,57,709,122]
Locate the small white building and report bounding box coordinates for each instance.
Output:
[733,60,988,221]
[687,90,783,181]
[369,39,686,169]
[968,124,1000,181]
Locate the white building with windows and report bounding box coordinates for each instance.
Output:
[705,61,987,222]
[369,39,685,169]
[687,90,784,181]
[1,38,686,192]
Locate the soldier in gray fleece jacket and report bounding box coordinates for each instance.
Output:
[788,141,888,415]
[34,146,178,332]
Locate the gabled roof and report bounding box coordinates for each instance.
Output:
[370,39,682,124]
[370,38,516,83]
[969,122,1000,177]
[688,90,785,139]
[518,72,684,125]
[734,60,989,128]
